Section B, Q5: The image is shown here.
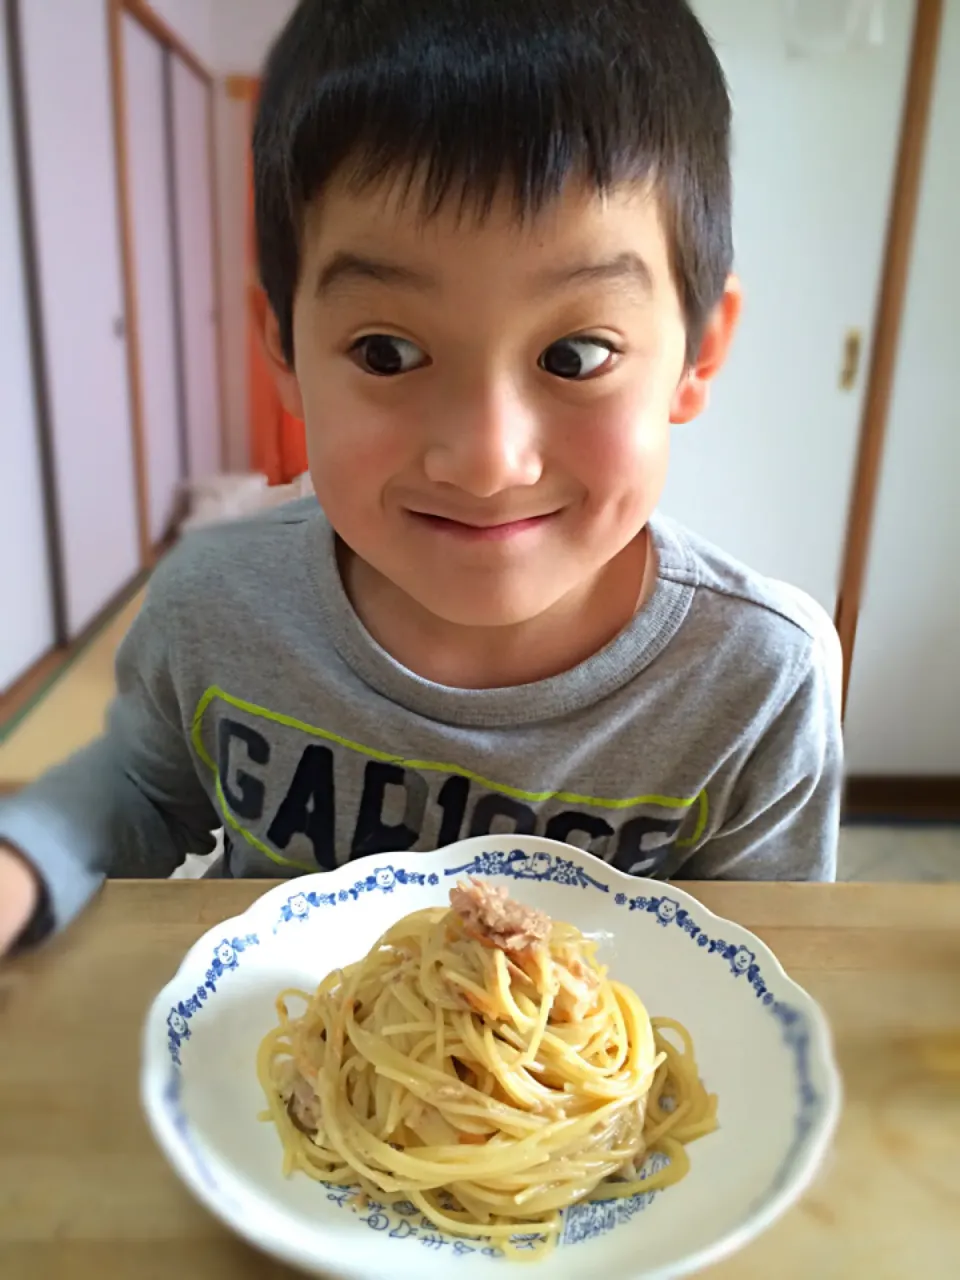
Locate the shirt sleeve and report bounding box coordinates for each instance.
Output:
[0,570,220,944]
[678,622,844,882]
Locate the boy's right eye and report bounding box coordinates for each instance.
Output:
[349,334,429,377]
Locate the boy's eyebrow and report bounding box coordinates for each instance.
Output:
[316,251,438,296]
[536,252,655,294]
[314,249,653,297]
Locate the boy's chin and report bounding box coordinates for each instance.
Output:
[406,580,568,631]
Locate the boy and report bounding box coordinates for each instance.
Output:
[0,0,842,957]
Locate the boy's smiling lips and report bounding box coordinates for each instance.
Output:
[404,508,560,542]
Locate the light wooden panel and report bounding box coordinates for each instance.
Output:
[121,12,184,545]
[171,55,223,481]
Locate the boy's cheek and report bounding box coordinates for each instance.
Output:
[559,406,670,489]
[308,439,393,505]
[303,394,410,477]
[306,430,414,534]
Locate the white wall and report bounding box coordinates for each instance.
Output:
[212,0,297,72]
[844,0,960,776]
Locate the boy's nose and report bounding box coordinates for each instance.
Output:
[422,386,544,496]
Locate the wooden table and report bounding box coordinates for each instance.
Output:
[1,882,959,1279]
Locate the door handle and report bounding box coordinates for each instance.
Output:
[839,328,862,391]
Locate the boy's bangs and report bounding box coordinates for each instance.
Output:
[284,36,662,223]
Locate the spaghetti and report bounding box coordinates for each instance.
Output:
[258,879,716,1255]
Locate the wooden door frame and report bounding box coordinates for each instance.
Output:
[835,0,945,713]
[108,0,226,561]
[117,0,212,83]
[107,0,152,569]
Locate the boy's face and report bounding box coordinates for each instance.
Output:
[269,178,738,631]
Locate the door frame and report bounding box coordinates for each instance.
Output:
[834,0,945,712]
[109,0,226,558]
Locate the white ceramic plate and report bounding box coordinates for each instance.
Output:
[141,835,841,1279]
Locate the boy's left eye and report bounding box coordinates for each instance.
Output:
[350,334,429,376]
[539,338,617,381]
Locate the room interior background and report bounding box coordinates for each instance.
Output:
[1,0,957,821]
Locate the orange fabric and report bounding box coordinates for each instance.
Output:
[245,86,308,485]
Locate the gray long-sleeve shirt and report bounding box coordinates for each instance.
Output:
[0,500,843,943]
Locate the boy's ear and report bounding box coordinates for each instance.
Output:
[670,275,742,425]
[253,285,305,420]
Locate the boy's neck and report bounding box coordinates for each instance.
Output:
[339,530,653,690]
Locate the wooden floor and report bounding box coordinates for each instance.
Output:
[1,595,957,881]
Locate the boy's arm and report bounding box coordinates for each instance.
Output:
[680,628,844,883]
[0,844,42,954]
[0,571,220,951]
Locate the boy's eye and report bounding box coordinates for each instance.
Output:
[539,338,617,381]
[350,334,428,376]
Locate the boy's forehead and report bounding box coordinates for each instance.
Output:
[299,176,673,286]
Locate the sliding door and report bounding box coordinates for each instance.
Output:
[18,0,141,637]
[0,6,55,688]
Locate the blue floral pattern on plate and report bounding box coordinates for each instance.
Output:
[324,1189,506,1257]
[166,933,260,1066]
[272,865,441,932]
[161,848,823,1255]
[445,847,610,891]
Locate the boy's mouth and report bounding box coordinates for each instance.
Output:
[407,511,557,543]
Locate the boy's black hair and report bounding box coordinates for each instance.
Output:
[254,0,732,366]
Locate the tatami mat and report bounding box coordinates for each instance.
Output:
[0,591,144,785]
